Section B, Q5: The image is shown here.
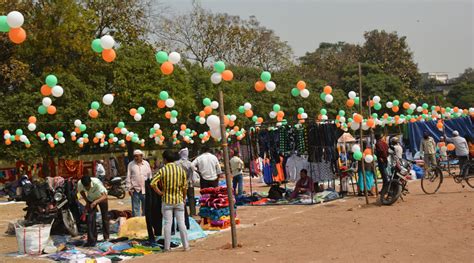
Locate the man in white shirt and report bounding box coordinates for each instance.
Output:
[96,160,106,182]
[446,130,470,175]
[229,150,244,196]
[126,150,152,217]
[192,146,222,188]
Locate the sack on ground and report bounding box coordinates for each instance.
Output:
[15,222,52,255]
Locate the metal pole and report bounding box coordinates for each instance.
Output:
[359,63,369,205]
[218,89,238,248]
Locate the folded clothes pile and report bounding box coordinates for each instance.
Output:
[199,187,240,230]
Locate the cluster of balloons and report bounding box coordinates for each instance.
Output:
[297,107,308,123]
[73,119,87,134]
[0,11,26,44]
[369,96,383,111]
[88,101,100,118]
[198,131,211,144]
[164,109,179,124]
[37,131,65,148]
[227,126,246,141]
[129,106,146,121]
[346,91,360,108]
[155,51,181,75]
[91,35,116,62]
[238,102,254,118]
[148,123,165,145]
[174,124,197,145]
[254,71,275,92]
[291,81,309,98]
[351,144,376,164]
[4,129,30,147]
[268,104,285,122]
[210,61,233,84]
[319,86,333,103]
[438,141,456,153]
[157,91,175,109]
[385,99,400,113]
[27,116,37,132]
[39,75,63,115]
[196,98,219,124]
[318,108,329,121]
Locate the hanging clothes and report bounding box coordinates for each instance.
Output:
[262,159,273,185]
[285,154,310,182]
[309,160,336,182]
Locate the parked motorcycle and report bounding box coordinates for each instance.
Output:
[104,177,126,199]
[380,153,411,205]
[22,178,78,236]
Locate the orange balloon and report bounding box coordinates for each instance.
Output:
[438,142,446,147]
[296,81,306,90]
[180,124,187,131]
[277,111,285,118]
[323,85,332,94]
[298,114,302,119]
[9,27,26,44]
[403,102,410,109]
[83,138,89,144]
[157,100,166,109]
[255,81,265,92]
[257,117,263,123]
[277,116,283,122]
[165,111,171,119]
[93,137,99,144]
[129,108,137,116]
[204,106,212,115]
[245,110,254,118]
[40,85,52,96]
[233,126,240,132]
[447,143,455,151]
[222,70,234,81]
[89,109,99,118]
[156,129,162,136]
[435,106,440,112]
[453,107,459,113]
[392,106,399,112]
[28,116,37,124]
[71,136,77,141]
[5,139,11,145]
[47,105,56,115]
[228,121,235,127]
[366,118,375,128]
[102,49,116,63]
[74,127,81,134]
[436,122,443,129]
[364,148,372,155]
[199,111,206,117]
[383,113,389,119]
[161,62,174,75]
[422,109,428,114]
[114,127,121,134]
[346,99,355,107]
[353,114,363,123]
[15,135,20,141]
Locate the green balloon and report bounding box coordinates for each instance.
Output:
[347,118,353,123]
[374,103,382,110]
[260,71,271,82]
[171,110,178,117]
[353,151,363,161]
[185,128,191,134]
[320,92,326,100]
[372,113,378,118]
[354,97,360,105]
[338,110,345,116]
[236,131,242,136]
[252,116,258,122]
[90,101,100,110]
[422,103,429,109]
[203,98,211,106]
[38,105,47,115]
[46,134,52,139]
[159,91,169,100]
[104,141,109,146]
[54,139,58,145]
[195,116,200,122]
[132,136,139,143]
[57,131,64,138]
[298,108,305,114]
[291,88,300,97]
[199,134,204,139]
[214,61,226,73]
[238,106,245,113]
[83,133,89,138]
[137,106,145,115]
[273,104,280,112]
[45,75,58,88]
[431,106,436,111]
[320,109,327,115]
[15,129,23,136]
[393,100,400,106]
[149,128,155,135]
[10,135,15,141]
[118,122,125,128]
[91,39,103,53]
[0,16,10,33]
[407,109,414,114]
[109,133,115,138]
[155,51,168,64]
[79,124,87,132]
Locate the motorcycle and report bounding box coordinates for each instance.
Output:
[22,177,79,236]
[104,177,126,199]
[380,153,412,205]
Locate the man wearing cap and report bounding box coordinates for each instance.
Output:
[446,131,470,175]
[420,131,437,172]
[126,149,152,217]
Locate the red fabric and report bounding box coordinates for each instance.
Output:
[57,159,84,179]
[375,140,389,162]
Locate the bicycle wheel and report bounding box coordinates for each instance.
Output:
[463,163,474,188]
[421,167,443,194]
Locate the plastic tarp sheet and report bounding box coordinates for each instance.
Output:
[408,117,474,153]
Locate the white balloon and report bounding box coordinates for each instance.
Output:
[339,116,346,123]
[269,111,277,119]
[321,114,328,120]
[243,102,252,111]
[27,123,36,131]
[165,98,175,108]
[210,127,221,140]
[113,137,118,142]
[179,130,185,136]
[210,72,222,84]
[74,119,82,127]
[102,94,114,105]
[230,115,237,121]
[300,89,310,98]
[325,94,333,103]
[351,122,360,131]
[301,113,308,119]
[170,117,177,124]
[410,103,416,110]
[265,81,276,92]
[134,113,142,121]
[153,123,160,130]
[168,52,181,64]
[386,102,393,108]
[373,96,381,103]
[58,137,66,144]
[210,101,219,110]
[417,106,423,112]
[469,108,474,114]
[199,117,206,124]
[206,115,220,128]
[3,134,10,140]
[362,122,369,130]
[121,128,128,135]
[52,85,64,97]
[19,135,27,142]
[100,35,115,49]
[42,97,52,107]
[348,91,356,99]
[100,143,104,147]
[365,154,374,163]
[6,11,24,28]
[441,146,447,152]
[48,136,54,142]
[352,144,361,152]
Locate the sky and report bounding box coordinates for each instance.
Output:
[161,0,473,77]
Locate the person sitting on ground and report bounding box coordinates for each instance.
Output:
[77,175,109,247]
[290,169,314,199]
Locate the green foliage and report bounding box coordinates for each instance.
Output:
[447,82,474,109]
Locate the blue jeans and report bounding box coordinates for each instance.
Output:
[232,174,243,196]
[131,191,145,217]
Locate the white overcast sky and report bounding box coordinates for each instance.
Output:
[161,0,474,77]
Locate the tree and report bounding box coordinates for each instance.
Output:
[447,82,474,109]
[457,68,474,83]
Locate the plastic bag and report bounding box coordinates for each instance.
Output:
[15,222,52,255]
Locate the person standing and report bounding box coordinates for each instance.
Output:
[230,150,245,196]
[176,147,196,217]
[126,150,152,217]
[390,137,403,160]
[192,146,222,188]
[151,150,189,252]
[95,160,106,182]
[77,175,109,247]
[420,132,437,172]
[375,134,389,192]
[446,131,470,175]
[438,136,448,162]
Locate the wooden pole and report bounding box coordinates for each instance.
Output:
[218,89,238,248]
[367,96,378,197]
[359,63,369,205]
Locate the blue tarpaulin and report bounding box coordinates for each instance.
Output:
[408,117,474,153]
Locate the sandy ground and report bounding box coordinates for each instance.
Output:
[0,177,473,263]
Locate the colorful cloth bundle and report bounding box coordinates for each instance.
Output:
[198,207,230,221]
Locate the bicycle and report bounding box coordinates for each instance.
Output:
[421,158,474,194]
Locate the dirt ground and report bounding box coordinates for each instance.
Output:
[0,178,473,263]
